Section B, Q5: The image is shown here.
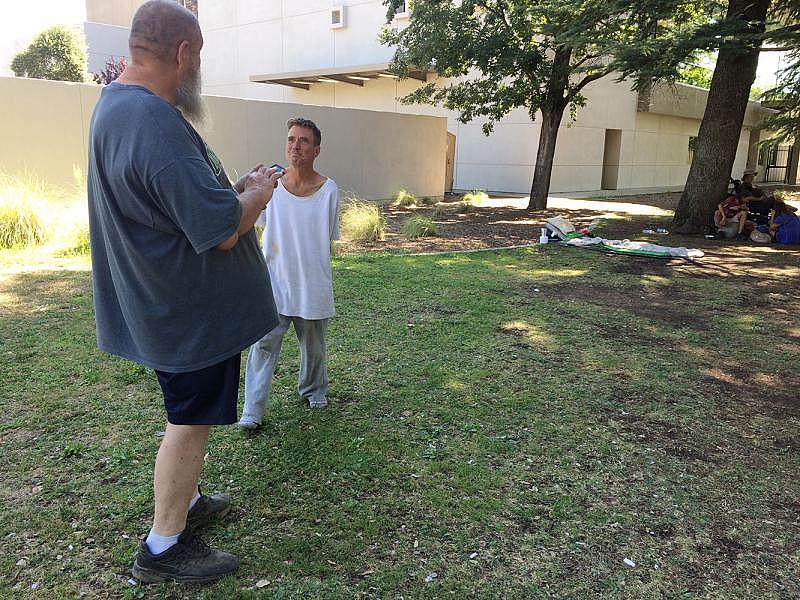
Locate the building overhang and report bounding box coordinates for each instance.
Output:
[638,82,775,129]
[249,63,428,90]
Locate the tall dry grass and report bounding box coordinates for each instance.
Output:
[0,172,88,252]
[340,199,387,242]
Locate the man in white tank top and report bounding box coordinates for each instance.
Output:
[239,118,339,429]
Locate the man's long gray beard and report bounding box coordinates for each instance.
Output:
[175,67,209,129]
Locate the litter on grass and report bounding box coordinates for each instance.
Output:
[544,217,704,258]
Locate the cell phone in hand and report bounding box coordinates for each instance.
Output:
[267,164,285,188]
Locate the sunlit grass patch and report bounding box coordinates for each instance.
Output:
[498,319,554,350]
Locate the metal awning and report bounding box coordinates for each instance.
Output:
[249,63,428,90]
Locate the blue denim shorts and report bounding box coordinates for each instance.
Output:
[155,353,241,425]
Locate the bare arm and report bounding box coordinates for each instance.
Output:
[216,166,282,251]
[716,205,727,226]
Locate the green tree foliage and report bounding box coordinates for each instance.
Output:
[761,4,800,139]
[11,25,87,82]
[765,60,800,139]
[380,1,712,210]
[678,63,713,88]
[678,51,715,88]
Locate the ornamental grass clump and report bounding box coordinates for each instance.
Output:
[462,190,489,206]
[0,176,50,248]
[0,172,90,251]
[402,216,438,239]
[340,199,387,242]
[392,189,418,207]
[0,201,46,249]
[431,204,453,219]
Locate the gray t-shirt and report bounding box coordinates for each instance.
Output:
[87,83,278,372]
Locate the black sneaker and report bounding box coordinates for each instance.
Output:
[187,490,232,531]
[132,529,239,584]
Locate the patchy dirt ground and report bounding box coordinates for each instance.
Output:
[337,190,800,421]
[336,190,800,274]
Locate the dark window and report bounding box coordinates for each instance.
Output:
[688,136,697,164]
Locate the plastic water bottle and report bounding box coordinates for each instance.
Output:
[539,228,549,244]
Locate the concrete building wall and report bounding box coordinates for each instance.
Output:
[0,76,446,200]
[0,77,100,189]
[200,0,396,103]
[199,0,761,195]
[85,0,146,28]
[83,22,130,74]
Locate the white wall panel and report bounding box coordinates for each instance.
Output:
[282,0,331,18]
[333,3,393,66]
[237,0,282,24]
[552,126,606,167]
[282,15,333,72]
[200,0,238,30]
[202,28,238,86]
[237,20,283,82]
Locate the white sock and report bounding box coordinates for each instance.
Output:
[188,490,201,510]
[145,530,180,555]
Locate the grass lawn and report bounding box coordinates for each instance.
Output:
[1,241,799,598]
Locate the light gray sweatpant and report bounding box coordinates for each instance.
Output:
[241,314,329,423]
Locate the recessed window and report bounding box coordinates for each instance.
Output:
[688,136,697,164]
[331,5,345,29]
[395,2,410,19]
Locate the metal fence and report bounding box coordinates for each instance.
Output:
[764,145,794,183]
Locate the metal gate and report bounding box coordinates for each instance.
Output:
[764,145,794,183]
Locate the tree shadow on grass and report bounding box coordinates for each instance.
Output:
[0,268,92,320]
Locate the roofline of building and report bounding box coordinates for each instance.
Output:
[638,81,776,129]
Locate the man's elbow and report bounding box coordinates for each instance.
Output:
[216,232,239,251]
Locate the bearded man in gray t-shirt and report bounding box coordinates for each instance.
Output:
[87,0,281,584]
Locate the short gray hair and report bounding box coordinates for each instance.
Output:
[129,0,200,61]
[287,118,321,146]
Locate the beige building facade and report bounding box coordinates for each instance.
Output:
[198,0,775,196]
[0,76,446,200]
[85,0,145,27]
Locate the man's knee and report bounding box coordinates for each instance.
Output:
[256,332,282,353]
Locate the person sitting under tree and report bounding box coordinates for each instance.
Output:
[714,193,751,240]
[738,169,774,225]
[770,199,800,245]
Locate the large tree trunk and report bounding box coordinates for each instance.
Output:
[528,107,567,210]
[528,47,572,211]
[673,0,770,234]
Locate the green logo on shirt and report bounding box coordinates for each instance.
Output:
[205,144,223,178]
